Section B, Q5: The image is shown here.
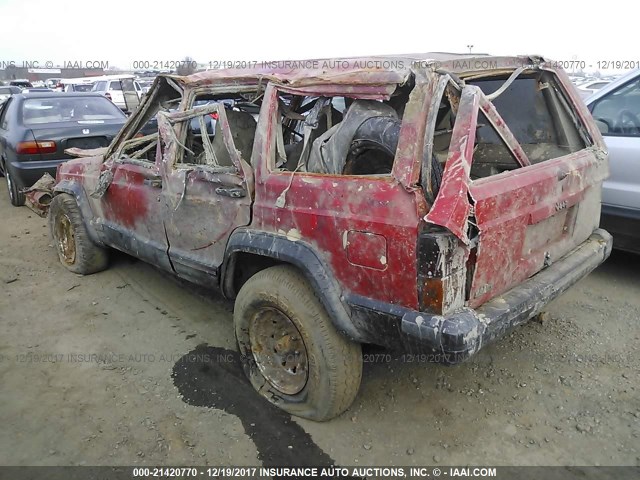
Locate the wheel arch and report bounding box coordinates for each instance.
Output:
[53,180,105,247]
[222,229,364,342]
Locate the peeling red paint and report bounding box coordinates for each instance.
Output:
[100,165,152,228]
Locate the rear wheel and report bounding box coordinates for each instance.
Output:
[5,164,25,207]
[49,193,108,274]
[234,265,362,421]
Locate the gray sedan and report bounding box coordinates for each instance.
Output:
[0,93,128,206]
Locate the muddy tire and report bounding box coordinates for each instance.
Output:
[4,164,25,207]
[234,265,362,421]
[48,193,108,274]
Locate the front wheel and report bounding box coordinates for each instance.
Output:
[234,265,362,421]
[48,193,108,274]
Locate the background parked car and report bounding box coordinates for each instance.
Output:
[44,78,62,89]
[9,79,33,88]
[22,88,54,94]
[577,79,611,98]
[90,75,142,112]
[61,78,96,93]
[0,86,21,104]
[136,79,154,95]
[0,92,129,206]
[586,69,640,253]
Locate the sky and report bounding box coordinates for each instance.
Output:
[0,0,636,74]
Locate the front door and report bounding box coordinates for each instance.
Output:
[96,133,172,271]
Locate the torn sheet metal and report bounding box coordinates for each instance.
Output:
[424,86,479,245]
[424,83,540,243]
[24,172,56,217]
[65,146,109,158]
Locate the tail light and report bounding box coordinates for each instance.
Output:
[209,112,219,120]
[16,140,57,155]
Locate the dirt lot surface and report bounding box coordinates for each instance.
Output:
[0,179,639,470]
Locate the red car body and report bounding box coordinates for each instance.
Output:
[49,54,612,363]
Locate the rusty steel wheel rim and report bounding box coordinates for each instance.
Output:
[249,307,309,395]
[55,213,76,265]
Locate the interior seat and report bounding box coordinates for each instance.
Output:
[280,106,343,171]
[210,109,257,167]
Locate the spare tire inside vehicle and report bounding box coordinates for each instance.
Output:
[344,116,444,194]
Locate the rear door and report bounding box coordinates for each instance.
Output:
[159,103,254,286]
[426,70,608,307]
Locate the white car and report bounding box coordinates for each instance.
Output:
[60,77,96,93]
[45,78,62,89]
[577,79,610,98]
[90,75,143,112]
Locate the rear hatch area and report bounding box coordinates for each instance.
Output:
[424,66,608,310]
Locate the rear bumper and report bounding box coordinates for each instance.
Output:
[400,229,612,364]
[9,158,67,188]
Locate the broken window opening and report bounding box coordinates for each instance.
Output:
[470,72,588,165]
[272,81,415,176]
[119,133,159,164]
[431,71,591,186]
[429,82,461,177]
[102,77,183,166]
[134,79,183,136]
[111,81,182,164]
[170,91,260,170]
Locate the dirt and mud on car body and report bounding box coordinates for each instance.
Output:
[41,53,612,420]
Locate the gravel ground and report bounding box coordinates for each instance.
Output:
[0,180,638,470]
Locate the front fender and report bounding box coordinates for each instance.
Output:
[54,179,105,246]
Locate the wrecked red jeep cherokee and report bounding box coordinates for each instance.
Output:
[44,54,612,421]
